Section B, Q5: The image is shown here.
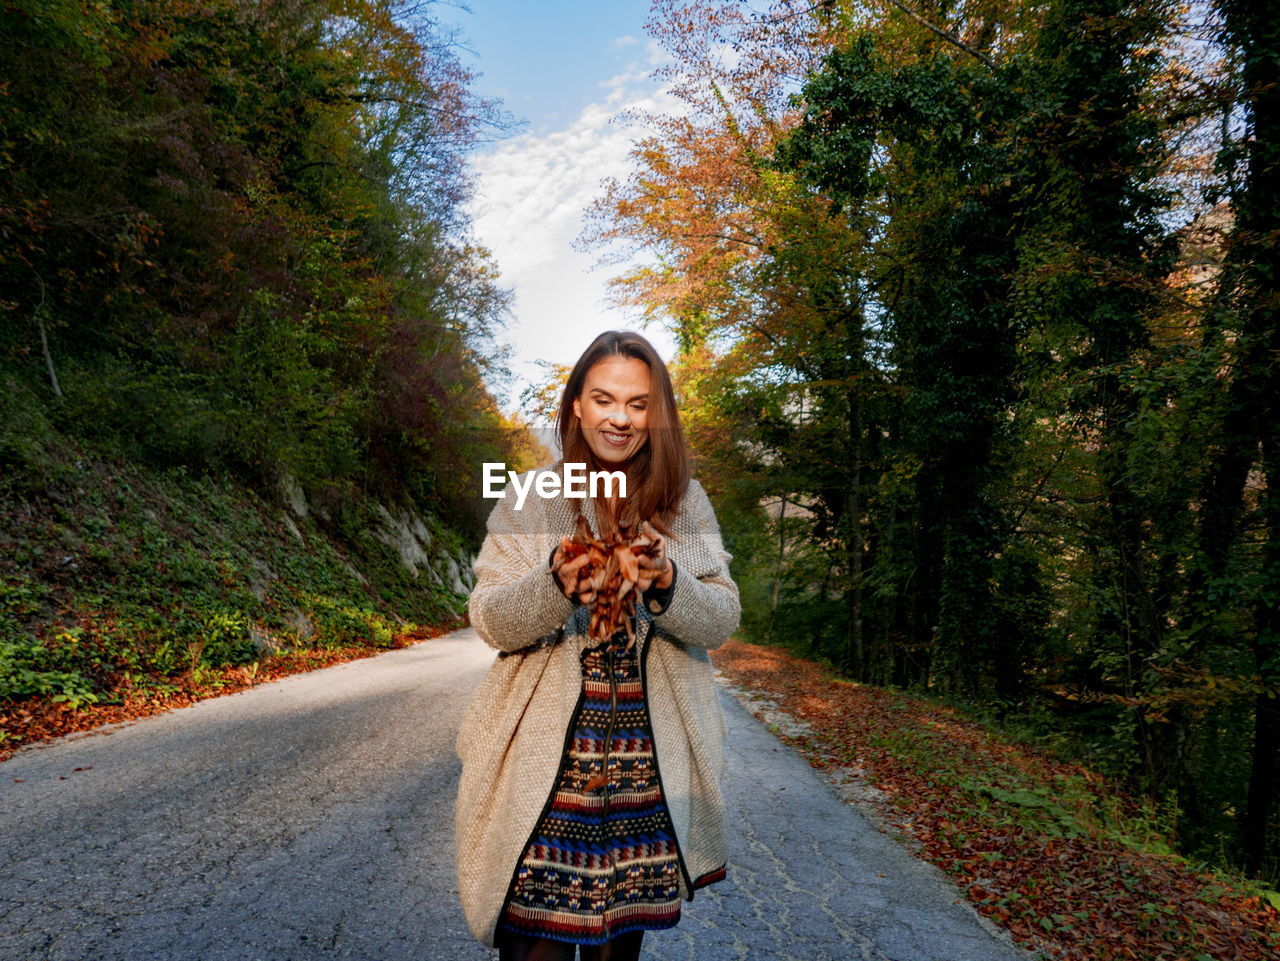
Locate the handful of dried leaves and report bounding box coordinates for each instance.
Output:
[557,514,665,649]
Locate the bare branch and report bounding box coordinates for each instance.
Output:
[876,0,996,71]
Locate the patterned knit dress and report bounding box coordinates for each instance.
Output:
[497,627,683,945]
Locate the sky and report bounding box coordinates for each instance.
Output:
[435,0,681,416]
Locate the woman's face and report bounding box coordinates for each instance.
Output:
[572,355,651,467]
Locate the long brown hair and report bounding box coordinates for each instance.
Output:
[556,330,689,536]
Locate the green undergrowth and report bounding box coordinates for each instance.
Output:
[759,638,1194,864]
[811,665,1280,917]
[865,698,1180,856]
[0,383,469,731]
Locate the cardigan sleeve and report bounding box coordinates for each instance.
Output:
[640,562,677,616]
[651,480,740,651]
[467,487,575,653]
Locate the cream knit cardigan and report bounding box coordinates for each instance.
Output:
[454,469,741,948]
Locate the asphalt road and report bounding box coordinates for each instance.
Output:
[1,628,1037,961]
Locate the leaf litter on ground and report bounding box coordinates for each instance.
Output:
[709,639,1280,961]
[0,619,461,763]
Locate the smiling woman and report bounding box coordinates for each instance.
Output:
[555,332,689,540]
[573,354,651,465]
[456,330,741,960]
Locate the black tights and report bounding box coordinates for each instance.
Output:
[497,930,644,961]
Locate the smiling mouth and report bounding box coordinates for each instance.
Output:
[601,430,632,446]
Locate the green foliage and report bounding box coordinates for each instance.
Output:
[0,578,99,707]
[0,0,523,538]
[186,610,258,667]
[0,420,467,733]
[0,379,71,495]
[595,0,1279,886]
[0,0,514,757]
[303,594,397,650]
[0,640,101,709]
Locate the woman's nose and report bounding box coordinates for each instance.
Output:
[608,410,631,427]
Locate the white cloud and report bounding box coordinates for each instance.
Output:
[466,44,683,415]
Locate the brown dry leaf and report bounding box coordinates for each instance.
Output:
[559,518,665,645]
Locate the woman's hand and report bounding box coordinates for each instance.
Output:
[551,543,601,605]
[634,525,673,594]
[551,520,672,604]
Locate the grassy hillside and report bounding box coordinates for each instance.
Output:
[0,379,471,756]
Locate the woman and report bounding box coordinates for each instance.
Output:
[455,330,740,960]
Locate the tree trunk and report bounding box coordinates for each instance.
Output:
[845,380,865,679]
[766,497,786,644]
[1215,0,1280,878]
[1243,439,1280,878]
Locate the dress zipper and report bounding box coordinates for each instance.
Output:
[601,643,618,834]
